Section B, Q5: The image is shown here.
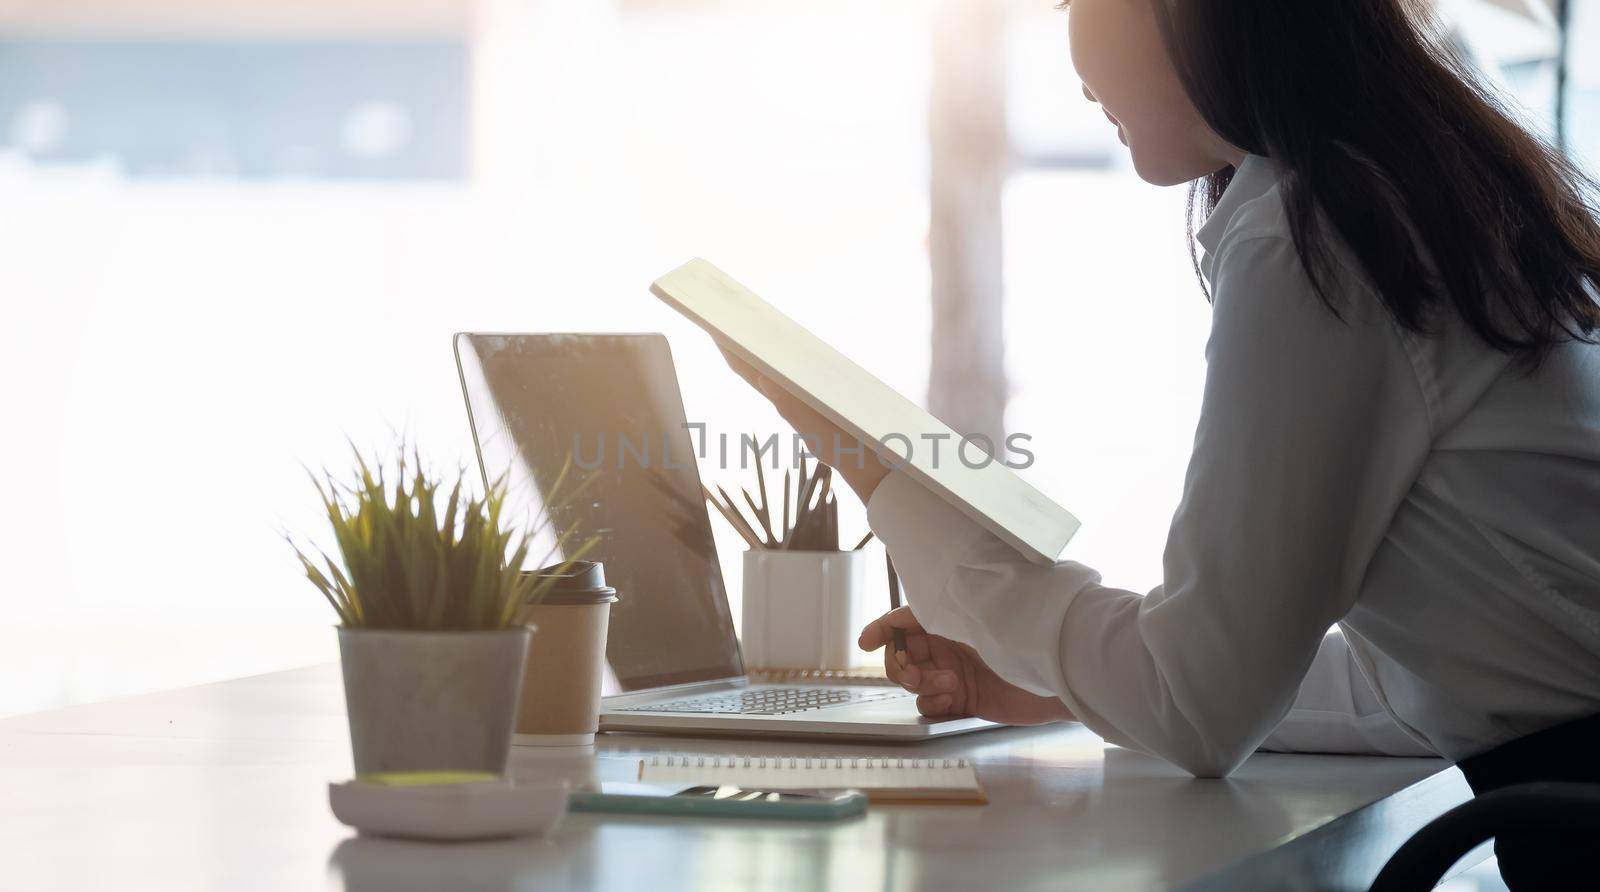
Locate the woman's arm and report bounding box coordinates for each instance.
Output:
[865,235,1433,776]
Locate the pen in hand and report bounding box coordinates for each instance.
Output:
[886,554,907,668]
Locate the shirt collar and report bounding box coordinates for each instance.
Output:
[1196,154,1279,281]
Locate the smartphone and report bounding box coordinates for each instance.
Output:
[567,782,867,821]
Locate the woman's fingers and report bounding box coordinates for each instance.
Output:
[866,632,934,668]
[925,670,957,693]
[897,660,921,691]
[916,693,954,716]
[884,654,958,699]
[883,648,908,686]
[720,347,861,463]
[907,668,956,696]
[721,349,806,419]
[720,346,890,501]
[858,606,925,651]
[721,349,765,388]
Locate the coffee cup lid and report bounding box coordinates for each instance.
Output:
[525,560,619,605]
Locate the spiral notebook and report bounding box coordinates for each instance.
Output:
[637,755,987,805]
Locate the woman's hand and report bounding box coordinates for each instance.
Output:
[725,350,1064,724]
[720,349,890,503]
[859,606,1074,726]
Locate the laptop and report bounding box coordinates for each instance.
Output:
[453,332,997,740]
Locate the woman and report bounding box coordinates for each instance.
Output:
[730,0,1600,886]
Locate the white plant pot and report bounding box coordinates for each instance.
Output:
[740,549,868,671]
[338,627,530,776]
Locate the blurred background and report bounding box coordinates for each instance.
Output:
[1,0,1594,718]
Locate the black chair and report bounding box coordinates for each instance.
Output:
[1369,782,1600,891]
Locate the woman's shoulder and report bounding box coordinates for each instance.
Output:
[1199,157,1297,263]
[1204,161,1520,438]
[1215,181,1295,252]
[1208,199,1383,328]
[1206,163,1387,328]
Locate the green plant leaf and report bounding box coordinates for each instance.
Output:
[287,443,593,630]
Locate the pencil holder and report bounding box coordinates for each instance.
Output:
[740,549,868,671]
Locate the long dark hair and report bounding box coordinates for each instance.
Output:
[1150,0,1600,365]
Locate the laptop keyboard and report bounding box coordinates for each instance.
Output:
[615,686,908,717]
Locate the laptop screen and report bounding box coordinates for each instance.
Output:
[455,333,744,692]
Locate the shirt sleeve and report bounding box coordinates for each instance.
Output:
[1259,626,1437,756]
[867,235,1433,776]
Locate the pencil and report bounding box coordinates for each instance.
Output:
[886,554,907,665]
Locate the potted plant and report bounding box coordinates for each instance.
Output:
[704,450,873,671]
[290,446,593,776]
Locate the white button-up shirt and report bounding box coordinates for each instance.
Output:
[869,154,1600,776]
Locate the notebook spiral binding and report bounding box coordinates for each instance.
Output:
[644,755,970,770]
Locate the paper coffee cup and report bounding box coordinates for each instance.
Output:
[513,561,617,747]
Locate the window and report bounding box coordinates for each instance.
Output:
[0,0,935,716]
[1564,0,1600,171]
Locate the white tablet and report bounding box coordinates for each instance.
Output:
[650,258,1079,565]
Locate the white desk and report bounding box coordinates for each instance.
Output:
[0,665,1474,891]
